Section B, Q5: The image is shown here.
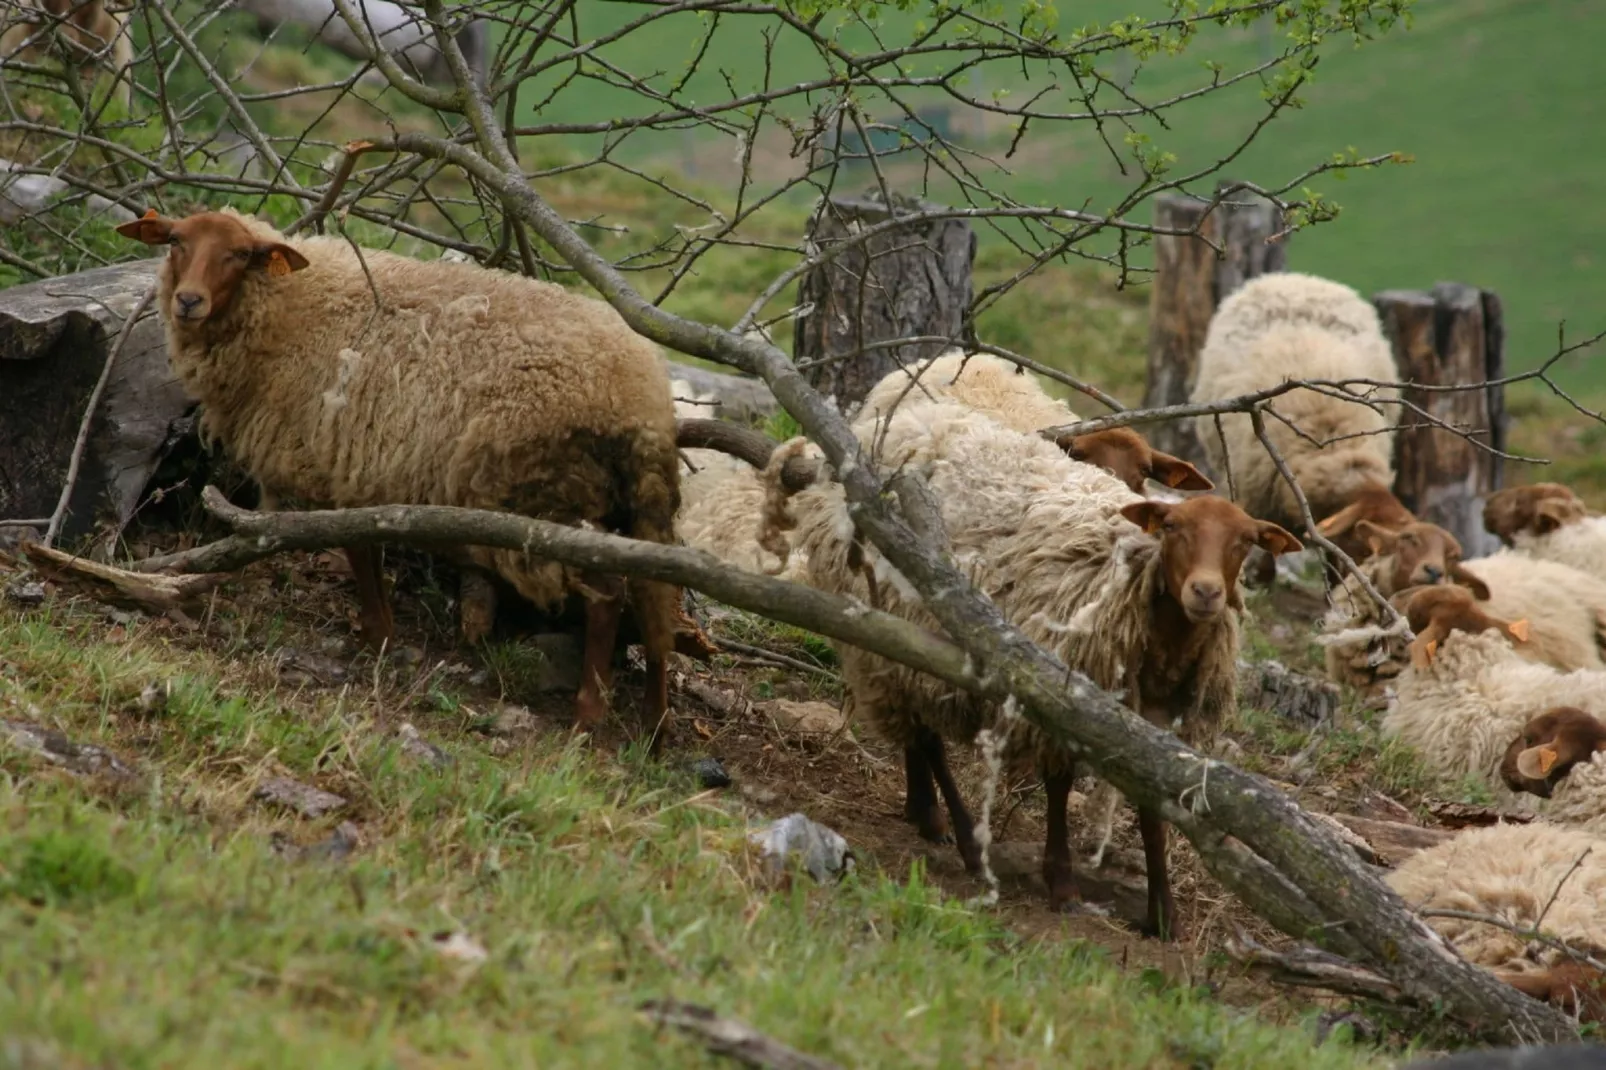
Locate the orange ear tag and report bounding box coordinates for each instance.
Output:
[1508,619,1531,643]
[1538,746,1560,776]
[266,250,292,278]
[142,208,159,219]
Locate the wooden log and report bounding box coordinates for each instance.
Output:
[1330,814,1455,867]
[1374,283,1506,559]
[1142,183,1288,469]
[793,191,975,413]
[0,258,191,548]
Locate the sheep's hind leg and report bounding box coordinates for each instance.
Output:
[1137,805,1180,941]
[1043,768,1079,912]
[628,577,678,757]
[919,728,982,873]
[903,744,951,844]
[574,574,625,733]
[344,546,395,652]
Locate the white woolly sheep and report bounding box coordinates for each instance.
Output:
[117,207,685,745]
[1458,552,1606,672]
[1,0,134,108]
[1381,585,1606,789]
[1484,483,1606,583]
[1500,707,1606,836]
[1189,272,1401,532]
[1386,820,1606,1022]
[765,396,1301,937]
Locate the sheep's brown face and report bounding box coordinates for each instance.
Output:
[1499,706,1606,798]
[115,209,308,325]
[1120,496,1301,624]
[1056,427,1213,495]
[1314,484,1415,563]
[1483,483,1587,545]
[1393,583,1528,668]
[1355,519,1489,598]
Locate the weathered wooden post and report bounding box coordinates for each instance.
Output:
[1142,182,1287,469]
[1374,283,1506,558]
[794,191,976,413]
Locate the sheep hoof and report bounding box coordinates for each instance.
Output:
[904,803,952,844]
[1046,882,1081,914]
[673,625,720,663]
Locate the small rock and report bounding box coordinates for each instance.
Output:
[759,699,847,735]
[1240,659,1339,728]
[0,526,42,552]
[748,812,854,884]
[985,841,1041,880]
[272,648,351,687]
[135,681,171,717]
[430,930,488,965]
[688,756,730,789]
[0,719,139,780]
[739,783,778,806]
[5,579,46,606]
[254,776,346,819]
[275,820,362,862]
[467,669,490,687]
[389,645,424,667]
[396,722,452,767]
[487,703,538,737]
[530,633,583,692]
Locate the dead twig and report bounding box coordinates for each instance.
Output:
[638,999,845,1070]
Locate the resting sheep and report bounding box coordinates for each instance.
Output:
[1380,585,1606,788]
[1,0,134,108]
[1501,707,1606,835]
[117,207,685,744]
[764,397,1301,937]
[1189,272,1401,534]
[1484,483,1606,583]
[1386,821,1606,1022]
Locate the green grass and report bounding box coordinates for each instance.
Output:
[0,602,1398,1069]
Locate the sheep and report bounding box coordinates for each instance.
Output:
[1484,483,1606,583]
[1380,585,1606,788]
[1385,821,1606,1023]
[1311,482,1416,574]
[116,207,685,744]
[765,396,1302,937]
[1500,707,1606,835]
[1,0,134,108]
[1189,272,1401,533]
[856,349,1215,495]
[1457,552,1606,672]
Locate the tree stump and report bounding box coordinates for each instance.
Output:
[0,258,192,547]
[1142,183,1288,469]
[793,191,975,413]
[1374,283,1506,559]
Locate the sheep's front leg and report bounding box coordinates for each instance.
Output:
[1137,806,1179,941]
[903,744,951,844]
[1043,767,1079,912]
[919,728,982,873]
[344,545,395,652]
[574,574,625,732]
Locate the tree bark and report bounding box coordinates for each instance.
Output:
[1142,184,1287,469]
[793,191,975,413]
[0,258,189,547]
[236,0,487,89]
[1375,283,1506,559]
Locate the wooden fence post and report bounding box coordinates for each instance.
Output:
[1142,183,1287,468]
[794,191,976,413]
[1374,283,1507,558]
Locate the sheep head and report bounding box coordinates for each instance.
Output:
[1054,426,1213,495]
[1120,496,1300,624]
[116,209,309,325]
[1393,583,1529,669]
[1483,483,1587,545]
[1353,518,1489,598]
[1500,706,1606,799]
[1314,482,1415,564]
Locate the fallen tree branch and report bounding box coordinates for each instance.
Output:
[1227,931,1405,1002]
[638,999,844,1070]
[20,540,226,624]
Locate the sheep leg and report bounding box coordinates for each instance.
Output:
[1042,768,1079,912]
[902,745,951,844]
[919,728,982,873]
[1136,806,1179,941]
[627,577,678,757]
[344,545,395,651]
[574,575,625,732]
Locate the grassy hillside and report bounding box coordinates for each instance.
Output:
[518,0,1606,390]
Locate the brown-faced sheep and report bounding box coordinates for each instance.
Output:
[1501,707,1606,834]
[1380,586,1606,788]
[1189,272,1400,533]
[116,207,684,745]
[763,397,1301,938]
[1485,483,1606,583]
[1311,483,1416,572]
[1,0,133,107]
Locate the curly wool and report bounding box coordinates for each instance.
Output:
[855,349,1079,434]
[779,398,1239,776]
[159,208,679,616]
[1189,273,1400,529]
[1459,552,1606,672]
[1386,822,1606,973]
[1511,516,1606,585]
[1317,572,1411,689]
[1383,630,1606,789]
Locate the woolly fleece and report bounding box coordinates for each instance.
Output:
[1512,515,1606,585]
[855,349,1079,434]
[1459,552,1606,672]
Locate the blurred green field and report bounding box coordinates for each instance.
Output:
[516,0,1606,388]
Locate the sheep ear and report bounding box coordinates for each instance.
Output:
[1535,500,1569,535]
[1355,519,1395,557]
[1449,562,1492,601]
[1148,452,1214,491]
[253,241,310,276]
[1255,521,1302,556]
[1119,501,1170,534]
[1506,618,1531,643]
[1517,744,1560,781]
[115,208,172,245]
[1316,501,1364,537]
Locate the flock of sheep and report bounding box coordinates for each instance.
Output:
[116,204,1606,1018]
